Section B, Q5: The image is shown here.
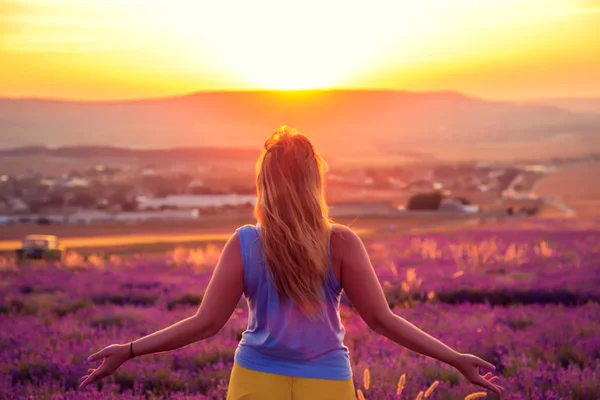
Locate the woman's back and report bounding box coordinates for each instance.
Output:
[80,128,504,400]
[234,224,352,380]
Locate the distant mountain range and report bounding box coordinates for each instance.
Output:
[522,98,600,115]
[0,145,260,163]
[0,145,437,164]
[1,90,599,161]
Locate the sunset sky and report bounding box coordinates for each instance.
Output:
[1,0,599,101]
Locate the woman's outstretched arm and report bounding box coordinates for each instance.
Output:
[80,231,244,389]
[336,226,504,396]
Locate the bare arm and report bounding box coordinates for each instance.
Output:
[336,226,504,395]
[128,232,244,356]
[80,232,244,388]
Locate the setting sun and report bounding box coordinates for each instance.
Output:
[0,0,599,99]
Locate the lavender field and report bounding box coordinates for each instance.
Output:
[1,223,599,399]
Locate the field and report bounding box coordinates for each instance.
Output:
[0,213,481,255]
[1,220,599,399]
[536,161,600,218]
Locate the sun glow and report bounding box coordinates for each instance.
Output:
[0,0,599,98]
[152,1,409,90]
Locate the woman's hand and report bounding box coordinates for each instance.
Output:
[79,344,130,389]
[451,353,505,395]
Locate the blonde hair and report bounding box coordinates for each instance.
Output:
[254,126,332,316]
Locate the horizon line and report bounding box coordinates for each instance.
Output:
[0,143,262,151]
[0,88,478,103]
[3,88,599,104]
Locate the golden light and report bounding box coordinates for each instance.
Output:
[152,1,409,90]
[0,0,598,98]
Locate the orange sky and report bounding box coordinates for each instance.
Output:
[1,0,599,100]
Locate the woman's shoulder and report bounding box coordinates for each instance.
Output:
[330,223,362,249]
[331,222,358,235]
[236,223,259,233]
[234,224,260,243]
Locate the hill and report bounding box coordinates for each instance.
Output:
[1,90,599,161]
[0,145,260,163]
[523,98,600,115]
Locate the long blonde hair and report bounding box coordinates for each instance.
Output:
[254,126,332,315]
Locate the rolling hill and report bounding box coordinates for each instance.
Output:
[1,90,599,161]
[523,98,600,115]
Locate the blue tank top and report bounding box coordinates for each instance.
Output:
[234,224,352,380]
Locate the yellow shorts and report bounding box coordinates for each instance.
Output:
[226,362,357,400]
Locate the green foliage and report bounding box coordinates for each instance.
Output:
[558,344,586,369]
[572,377,600,400]
[91,292,159,307]
[138,369,187,394]
[90,313,139,329]
[421,365,460,387]
[51,299,92,317]
[12,359,61,383]
[192,349,235,367]
[506,316,534,331]
[113,370,137,391]
[1,297,40,315]
[166,293,203,311]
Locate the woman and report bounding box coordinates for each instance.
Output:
[80,127,504,399]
